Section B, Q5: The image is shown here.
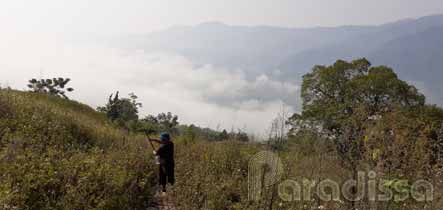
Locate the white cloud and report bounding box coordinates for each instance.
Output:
[0,33,299,135]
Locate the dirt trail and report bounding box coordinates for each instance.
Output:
[147,193,177,210]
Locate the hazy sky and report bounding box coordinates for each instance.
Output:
[1,0,443,134]
[2,0,443,35]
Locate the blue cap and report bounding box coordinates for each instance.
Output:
[160,132,170,141]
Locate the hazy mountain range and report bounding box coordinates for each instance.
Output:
[110,14,443,105]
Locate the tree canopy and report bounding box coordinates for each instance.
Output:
[27,77,74,99]
[292,58,425,137]
[97,91,142,124]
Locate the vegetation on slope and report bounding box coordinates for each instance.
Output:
[1,58,443,210]
[0,90,157,210]
[0,89,256,210]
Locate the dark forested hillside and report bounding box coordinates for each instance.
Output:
[368,27,443,104]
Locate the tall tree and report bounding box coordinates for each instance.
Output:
[97,91,142,123]
[288,58,426,208]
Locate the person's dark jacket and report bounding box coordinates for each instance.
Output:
[156,141,174,165]
[156,141,175,185]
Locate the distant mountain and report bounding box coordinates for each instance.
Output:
[112,22,374,77]
[369,26,443,104]
[111,14,443,105]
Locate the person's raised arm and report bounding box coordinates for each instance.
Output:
[150,139,171,145]
[151,139,163,144]
[147,136,163,144]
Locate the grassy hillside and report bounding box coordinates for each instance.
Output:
[1,89,442,210]
[0,89,263,210]
[0,90,157,210]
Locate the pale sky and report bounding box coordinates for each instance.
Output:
[2,0,443,35]
[1,0,443,134]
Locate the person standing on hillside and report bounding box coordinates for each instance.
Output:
[149,133,175,194]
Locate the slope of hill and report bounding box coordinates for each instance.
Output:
[368,27,443,104]
[0,90,263,210]
[1,83,442,209]
[0,90,157,209]
[278,15,443,78]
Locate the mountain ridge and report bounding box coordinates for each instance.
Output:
[110,14,443,105]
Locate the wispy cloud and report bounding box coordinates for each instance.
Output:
[0,33,299,134]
